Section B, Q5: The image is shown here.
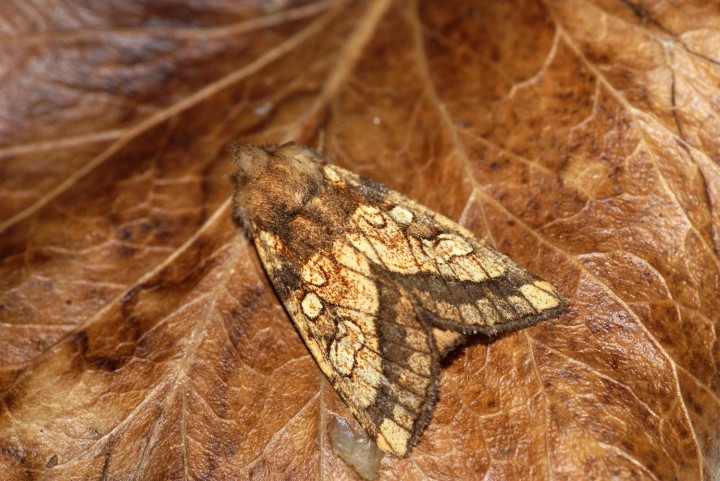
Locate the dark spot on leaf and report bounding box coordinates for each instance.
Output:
[69,331,90,355]
[0,445,26,465]
[46,454,59,468]
[121,286,140,304]
[87,355,125,372]
[117,243,138,258]
[118,227,132,240]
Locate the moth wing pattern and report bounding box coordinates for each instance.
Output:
[326,164,564,337]
[233,142,564,458]
[253,229,441,457]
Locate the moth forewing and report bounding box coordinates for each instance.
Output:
[328,162,565,336]
[231,142,564,457]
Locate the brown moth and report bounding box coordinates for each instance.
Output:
[231,142,564,457]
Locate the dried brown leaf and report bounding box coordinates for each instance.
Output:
[0,1,718,480]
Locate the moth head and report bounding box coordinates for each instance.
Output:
[230,141,326,233]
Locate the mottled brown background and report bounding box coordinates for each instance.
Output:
[0,0,718,480]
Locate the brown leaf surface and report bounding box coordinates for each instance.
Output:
[1,0,718,479]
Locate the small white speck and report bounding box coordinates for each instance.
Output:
[372,116,381,126]
[254,102,273,116]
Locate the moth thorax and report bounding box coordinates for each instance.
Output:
[233,144,326,229]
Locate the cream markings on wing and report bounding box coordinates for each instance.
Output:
[353,205,420,275]
[358,205,386,227]
[346,347,384,406]
[301,292,324,319]
[508,296,535,316]
[407,237,440,273]
[432,328,464,354]
[389,205,414,225]
[324,165,344,183]
[330,340,384,409]
[435,233,473,259]
[302,255,328,286]
[435,239,506,283]
[257,230,285,270]
[392,404,415,431]
[347,232,382,264]
[535,280,560,294]
[378,418,411,457]
[300,298,385,410]
[447,256,488,282]
[475,247,506,278]
[333,239,371,276]
[519,281,561,311]
[258,230,283,251]
[330,320,364,376]
[403,326,432,353]
[334,307,378,348]
[300,298,335,344]
[407,352,431,374]
[284,296,335,381]
[304,253,379,314]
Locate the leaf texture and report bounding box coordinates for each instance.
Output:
[0,0,718,480]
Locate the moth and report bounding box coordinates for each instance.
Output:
[231,142,564,457]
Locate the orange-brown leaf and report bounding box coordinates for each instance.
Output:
[0,1,718,480]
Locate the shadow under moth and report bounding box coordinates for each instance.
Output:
[231,142,564,457]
